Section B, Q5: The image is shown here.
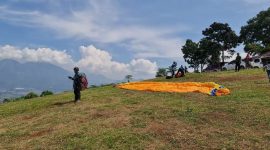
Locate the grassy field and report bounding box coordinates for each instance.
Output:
[0,69,269,149]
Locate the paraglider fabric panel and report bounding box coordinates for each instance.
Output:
[117,82,230,96]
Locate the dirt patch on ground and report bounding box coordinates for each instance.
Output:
[0,128,7,134]
[52,101,75,106]
[89,109,119,119]
[139,119,262,149]
[29,128,53,138]
[201,111,233,123]
[148,121,210,148]
[21,115,35,121]
[111,115,130,128]
[143,119,203,149]
[99,114,130,129]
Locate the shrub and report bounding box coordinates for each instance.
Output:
[24,92,39,99]
[40,90,53,97]
[3,98,11,103]
[156,68,167,77]
[90,85,98,88]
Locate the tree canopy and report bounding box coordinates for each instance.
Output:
[125,75,133,82]
[199,38,221,67]
[240,7,270,54]
[202,22,239,64]
[181,39,209,72]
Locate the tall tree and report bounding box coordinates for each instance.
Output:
[199,38,222,68]
[240,7,270,54]
[202,22,239,65]
[181,39,209,72]
[125,75,133,82]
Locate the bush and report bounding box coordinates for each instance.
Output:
[3,98,11,103]
[156,68,166,77]
[90,85,98,88]
[40,90,53,97]
[24,92,39,99]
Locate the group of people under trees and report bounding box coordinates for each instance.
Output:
[170,61,188,78]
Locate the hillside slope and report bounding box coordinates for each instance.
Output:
[0,69,269,149]
[0,59,71,92]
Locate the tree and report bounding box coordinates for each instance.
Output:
[24,92,39,99]
[125,75,133,82]
[156,68,166,77]
[202,22,239,65]
[40,90,54,97]
[181,39,209,72]
[199,38,222,68]
[181,39,200,72]
[240,7,270,54]
[3,98,11,103]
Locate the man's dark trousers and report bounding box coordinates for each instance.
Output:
[235,63,240,72]
[74,88,81,101]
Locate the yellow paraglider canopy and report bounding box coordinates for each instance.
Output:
[117,82,230,96]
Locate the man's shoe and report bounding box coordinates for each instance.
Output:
[75,100,81,103]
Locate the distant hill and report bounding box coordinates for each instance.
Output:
[0,59,114,93]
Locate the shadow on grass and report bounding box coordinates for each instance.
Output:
[53,101,75,106]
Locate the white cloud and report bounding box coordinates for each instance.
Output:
[0,45,158,80]
[77,45,157,80]
[129,59,158,79]
[0,45,74,70]
[0,1,185,59]
[77,45,130,80]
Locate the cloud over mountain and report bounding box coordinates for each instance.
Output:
[0,45,157,80]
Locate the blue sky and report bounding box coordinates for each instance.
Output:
[0,0,269,80]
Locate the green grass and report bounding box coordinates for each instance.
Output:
[0,69,270,149]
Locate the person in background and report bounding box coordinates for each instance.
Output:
[180,65,185,76]
[184,66,188,73]
[244,52,252,69]
[68,67,81,103]
[176,65,185,77]
[170,61,177,77]
[264,61,270,83]
[235,53,242,72]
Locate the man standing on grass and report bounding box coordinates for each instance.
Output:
[68,67,81,103]
[264,61,270,83]
[170,61,177,77]
[235,53,242,72]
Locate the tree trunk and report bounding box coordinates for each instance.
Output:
[220,50,225,70]
[222,50,225,65]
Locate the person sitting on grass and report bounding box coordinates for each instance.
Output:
[176,65,185,77]
[264,61,270,83]
[68,67,81,103]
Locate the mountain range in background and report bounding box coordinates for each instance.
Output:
[0,59,115,100]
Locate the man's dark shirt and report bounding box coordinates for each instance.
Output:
[236,56,241,64]
[72,73,81,90]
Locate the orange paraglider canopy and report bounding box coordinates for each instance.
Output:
[117,82,230,96]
